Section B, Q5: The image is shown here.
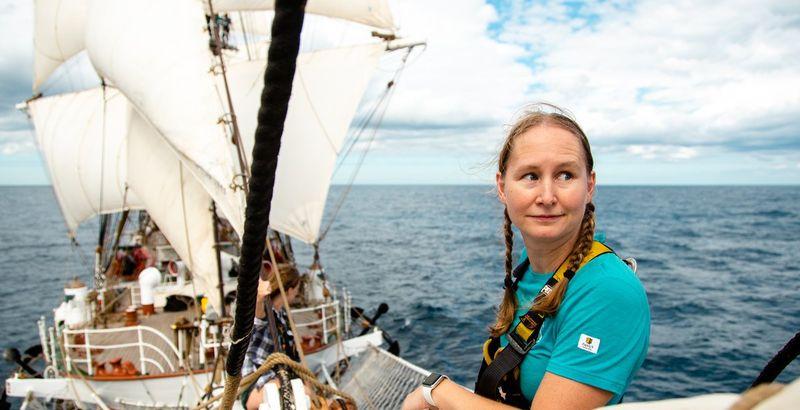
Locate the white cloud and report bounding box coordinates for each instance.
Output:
[625,144,698,161]
[374,0,536,150]
[0,129,35,156]
[1,141,34,155]
[497,0,800,150]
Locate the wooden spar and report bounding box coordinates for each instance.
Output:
[211,201,227,317]
[220,1,307,408]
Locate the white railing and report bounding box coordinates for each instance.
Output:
[292,300,341,344]
[63,325,183,376]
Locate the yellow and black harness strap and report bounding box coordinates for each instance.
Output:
[475,241,613,401]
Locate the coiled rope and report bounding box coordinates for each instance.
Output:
[194,353,356,409]
[220,0,307,409]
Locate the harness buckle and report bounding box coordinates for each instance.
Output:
[507,331,535,355]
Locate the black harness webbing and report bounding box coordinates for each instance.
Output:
[475,241,613,403]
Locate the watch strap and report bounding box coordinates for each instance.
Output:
[422,373,448,407]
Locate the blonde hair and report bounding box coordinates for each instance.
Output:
[264,264,302,298]
[489,104,596,338]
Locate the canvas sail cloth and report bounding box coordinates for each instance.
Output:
[209,0,396,31]
[32,0,88,92]
[86,0,387,244]
[26,87,143,234]
[227,43,384,243]
[85,0,246,238]
[126,108,223,312]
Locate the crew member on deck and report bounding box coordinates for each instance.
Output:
[402,104,650,410]
[241,264,302,410]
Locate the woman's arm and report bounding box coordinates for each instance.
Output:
[530,372,612,410]
[401,373,611,410]
[402,379,516,410]
[254,278,271,319]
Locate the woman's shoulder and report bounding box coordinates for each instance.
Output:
[569,252,648,304]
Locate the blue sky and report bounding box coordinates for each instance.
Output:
[1,0,799,185]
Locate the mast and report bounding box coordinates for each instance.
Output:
[207,0,250,192]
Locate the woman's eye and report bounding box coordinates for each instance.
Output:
[523,173,538,181]
[557,172,573,181]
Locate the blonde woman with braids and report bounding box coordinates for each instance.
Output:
[402,106,650,410]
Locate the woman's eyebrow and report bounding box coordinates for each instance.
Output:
[517,160,579,170]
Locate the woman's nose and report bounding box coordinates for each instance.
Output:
[536,181,557,205]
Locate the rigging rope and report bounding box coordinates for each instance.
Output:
[194,352,356,409]
[319,48,414,243]
[221,1,307,408]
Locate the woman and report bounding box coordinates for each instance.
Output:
[242,264,303,410]
[402,106,650,409]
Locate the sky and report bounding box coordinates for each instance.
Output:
[1,0,799,185]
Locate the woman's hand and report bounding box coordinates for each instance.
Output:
[401,386,434,410]
[257,277,271,299]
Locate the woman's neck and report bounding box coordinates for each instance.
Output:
[523,232,579,273]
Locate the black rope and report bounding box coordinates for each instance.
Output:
[750,330,800,387]
[225,0,307,378]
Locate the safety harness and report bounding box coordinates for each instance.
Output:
[475,241,615,407]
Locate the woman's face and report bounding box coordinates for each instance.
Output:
[285,283,300,304]
[497,125,595,248]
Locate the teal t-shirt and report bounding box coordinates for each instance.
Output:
[499,246,650,405]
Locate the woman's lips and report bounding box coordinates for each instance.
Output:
[528,215,563,222]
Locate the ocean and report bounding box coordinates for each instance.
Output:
[1,185,798,403]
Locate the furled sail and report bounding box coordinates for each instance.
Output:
[85,0,247,236]
[209,0,395,31]
[33,0,88,92]
[227,43,385,244]
[126,108,223,312]
[26,87,143,234]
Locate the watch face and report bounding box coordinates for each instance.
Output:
[422,373,441,387]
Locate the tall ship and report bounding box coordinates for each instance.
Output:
[4,0,428,408]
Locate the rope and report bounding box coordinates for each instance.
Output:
[318,48,413,243]
[751,330,800,387]
[193,353,356,409]
[221,0,307,408]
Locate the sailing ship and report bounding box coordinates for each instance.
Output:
[4,0,428,408]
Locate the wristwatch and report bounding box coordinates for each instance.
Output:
[421,372,448,407]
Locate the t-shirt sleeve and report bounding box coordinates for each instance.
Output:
[545,275,650,395]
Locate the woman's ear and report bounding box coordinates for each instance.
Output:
[496,171,507,205]
[586,170,596,204]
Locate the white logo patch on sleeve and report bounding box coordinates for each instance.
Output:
[578,334,600,354]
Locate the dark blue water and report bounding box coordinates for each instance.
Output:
[1,185,799,402]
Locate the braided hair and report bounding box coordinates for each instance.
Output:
[489,105,595,338]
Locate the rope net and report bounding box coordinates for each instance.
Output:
[338,346,428,410]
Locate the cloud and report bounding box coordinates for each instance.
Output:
[625,144,698,161]
[0,129,35,156]
[376,0,536,147]
[496,0,800,155]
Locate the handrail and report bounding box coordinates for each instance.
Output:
[63,325,183,376]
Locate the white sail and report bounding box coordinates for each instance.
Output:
[209,0,395,31]
[126,108,223,312]
[227,43,385,244]
[26,87,143,234]
[33,0,89,92]
[85,0,247,236]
